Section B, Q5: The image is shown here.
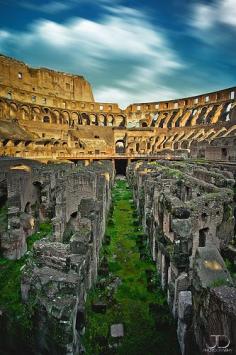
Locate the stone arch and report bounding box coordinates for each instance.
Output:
[195,107,208,125]
[173,141,179,150]
[166,111,178,128]
[51,112,57,124]
[24,201,31,214]
[62,110,70,125]
[204,129,216,141]
[20,105,30,120]
[9,102,18,118]
[81,112,90,125]
[184,111,195,127]
[190,139,198,147]
[43,116,50,123]
[180,140,190,149]
[115,139,125,154]
[211,127,227,140]
[114,115,126,127]
[218,103,231,122]
[32,106,41,121]
[224,125,236,137]
[98,114,106,126]
[174,113,183,127]
[158,113,168,128]
[42,107,51,115]
[71,112,79,126]
[51,110,60,124]
[107,114,114,126]
[151,112,159,127]
[89,114,98,126]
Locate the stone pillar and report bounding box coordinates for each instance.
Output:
[177,291,193,355]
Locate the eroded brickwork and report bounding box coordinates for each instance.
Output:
[127,161,236,354]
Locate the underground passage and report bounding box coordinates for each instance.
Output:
[82,178,180,354]
[115,159,128,175]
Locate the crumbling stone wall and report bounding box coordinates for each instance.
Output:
[0,160,74,259]
[0,55,236,162]
[127,160,236,355]
[20,160,114,354]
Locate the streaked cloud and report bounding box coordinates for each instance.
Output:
[0,5,184,107]
[20,1,72,14]
[191,0,236,31]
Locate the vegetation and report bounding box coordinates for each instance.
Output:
[0,221,52,354]
[224,258,236,281]
[210,278,231,288]
[83,180,180,355]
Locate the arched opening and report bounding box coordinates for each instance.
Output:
[115,159,128,175]
[222,148,227,159]
[181,141,189,149]
[81,113,90,125]
[196,107,208,125]
[24,202,31,214]
[76,307,86,332]
[63,211,79,243]
[173,142,179,150]
[199,228,208,247]
[43,116,50,123]
[175,115,182,127]
[167,111,177,128]
[142,122,148,127]
[115,140,125,154]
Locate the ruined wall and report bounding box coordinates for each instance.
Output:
[127,160,236,355]
[0,160,75,259]
[0,55,236,161]
[0,54,94,103]
[17,160,115,354]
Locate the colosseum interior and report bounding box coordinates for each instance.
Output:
[0,54,236,355]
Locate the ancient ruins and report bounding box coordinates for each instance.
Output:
[0,54,236,354]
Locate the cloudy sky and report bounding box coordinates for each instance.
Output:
[0,0,236,108]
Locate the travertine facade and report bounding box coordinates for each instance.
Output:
[0,55,236,162]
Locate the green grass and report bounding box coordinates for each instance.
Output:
[224,258,236,281]
[0,222,52,353]
[83,180,180,355]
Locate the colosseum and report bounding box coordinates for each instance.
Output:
[0,54,236,355]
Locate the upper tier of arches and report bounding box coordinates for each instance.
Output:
[0,93,235,129]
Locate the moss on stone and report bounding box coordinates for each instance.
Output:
[83,180,180,355]
[0,221,52,353]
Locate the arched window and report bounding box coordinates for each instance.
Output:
[115,140,125,154]
[43,116,50,123]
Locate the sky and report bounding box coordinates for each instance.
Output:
[0,0,236,108]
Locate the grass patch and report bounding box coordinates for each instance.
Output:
[224,258,236,280]
[0,221,52,353]
[83,180,180,355]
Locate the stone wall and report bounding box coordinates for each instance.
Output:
[0,55,236,162]
[127,160,236,354]
[18,160,114,354]
[0,54,94,103]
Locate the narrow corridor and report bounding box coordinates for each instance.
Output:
[83,179,180,355]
